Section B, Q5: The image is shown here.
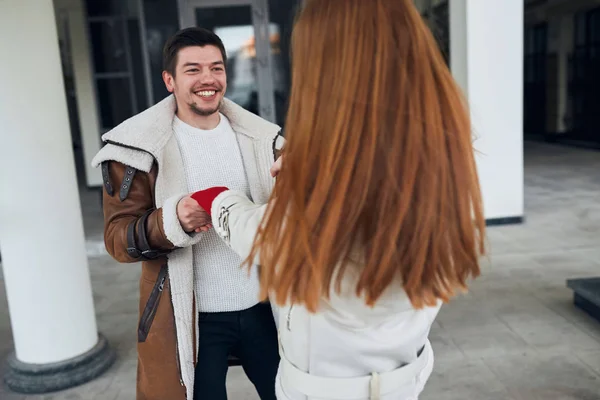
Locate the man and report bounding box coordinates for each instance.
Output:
[92,28,284,400]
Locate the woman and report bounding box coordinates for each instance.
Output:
[192,0,486,398]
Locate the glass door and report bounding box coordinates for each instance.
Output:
[85,0,149,132]
[177,0,278,123]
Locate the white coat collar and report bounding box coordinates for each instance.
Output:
[99,94,280,157]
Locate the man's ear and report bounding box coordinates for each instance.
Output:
[162,71,175,93]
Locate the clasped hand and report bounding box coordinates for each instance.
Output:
[177,155,282,233]
[176,196,212,233]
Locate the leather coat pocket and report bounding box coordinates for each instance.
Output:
[138,264,168,342]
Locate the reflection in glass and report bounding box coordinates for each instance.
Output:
[96,78,133,130]
[86,0,122,17]
[89,21,128,73]
[214,24,283,118]
[142,0,180,103]
[194,7,259,115]
[127,19,149,109]
[268,0,303,126]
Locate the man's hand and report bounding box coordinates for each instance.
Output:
[176,195,212,233]
[270,156,283,177]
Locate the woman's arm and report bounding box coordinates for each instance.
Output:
[192,188,268,263]
[212,190,268,262]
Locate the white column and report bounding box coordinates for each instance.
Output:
[0,0,98,365]
[450,0,524,221]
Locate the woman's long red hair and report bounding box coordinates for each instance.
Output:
[246,0,486,312]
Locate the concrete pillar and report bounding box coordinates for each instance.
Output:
[450,0,525,222]
[0,0,114,393]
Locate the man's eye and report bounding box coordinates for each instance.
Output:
[213,67,224,72]
[187,69,199,73]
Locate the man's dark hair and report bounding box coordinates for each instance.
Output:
[162,27,227,76]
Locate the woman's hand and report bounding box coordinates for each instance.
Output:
[270,156,283,177]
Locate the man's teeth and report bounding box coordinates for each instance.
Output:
[196,90,216,97]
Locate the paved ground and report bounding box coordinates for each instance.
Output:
[1,141,599,399]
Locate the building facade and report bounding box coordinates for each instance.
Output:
[524,0,600,146]
[418,0,600,147]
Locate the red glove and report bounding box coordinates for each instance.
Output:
[190,187,229,217]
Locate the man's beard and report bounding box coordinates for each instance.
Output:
[189,99,223,117]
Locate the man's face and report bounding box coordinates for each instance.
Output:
[163,45,227,117]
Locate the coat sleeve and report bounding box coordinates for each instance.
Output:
[102,160,204,263]
[209,190,268,263]
[102,161,176,263]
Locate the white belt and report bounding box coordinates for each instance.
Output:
[279,340,431,400]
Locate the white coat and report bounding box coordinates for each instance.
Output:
[210,190,442,400]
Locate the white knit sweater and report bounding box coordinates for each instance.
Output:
[173,114,261,312]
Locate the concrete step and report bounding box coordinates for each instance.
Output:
[567,277,600,323]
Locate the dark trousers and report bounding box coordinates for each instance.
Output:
[193,302,279,400]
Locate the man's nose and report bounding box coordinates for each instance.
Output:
[199,69,216,84]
